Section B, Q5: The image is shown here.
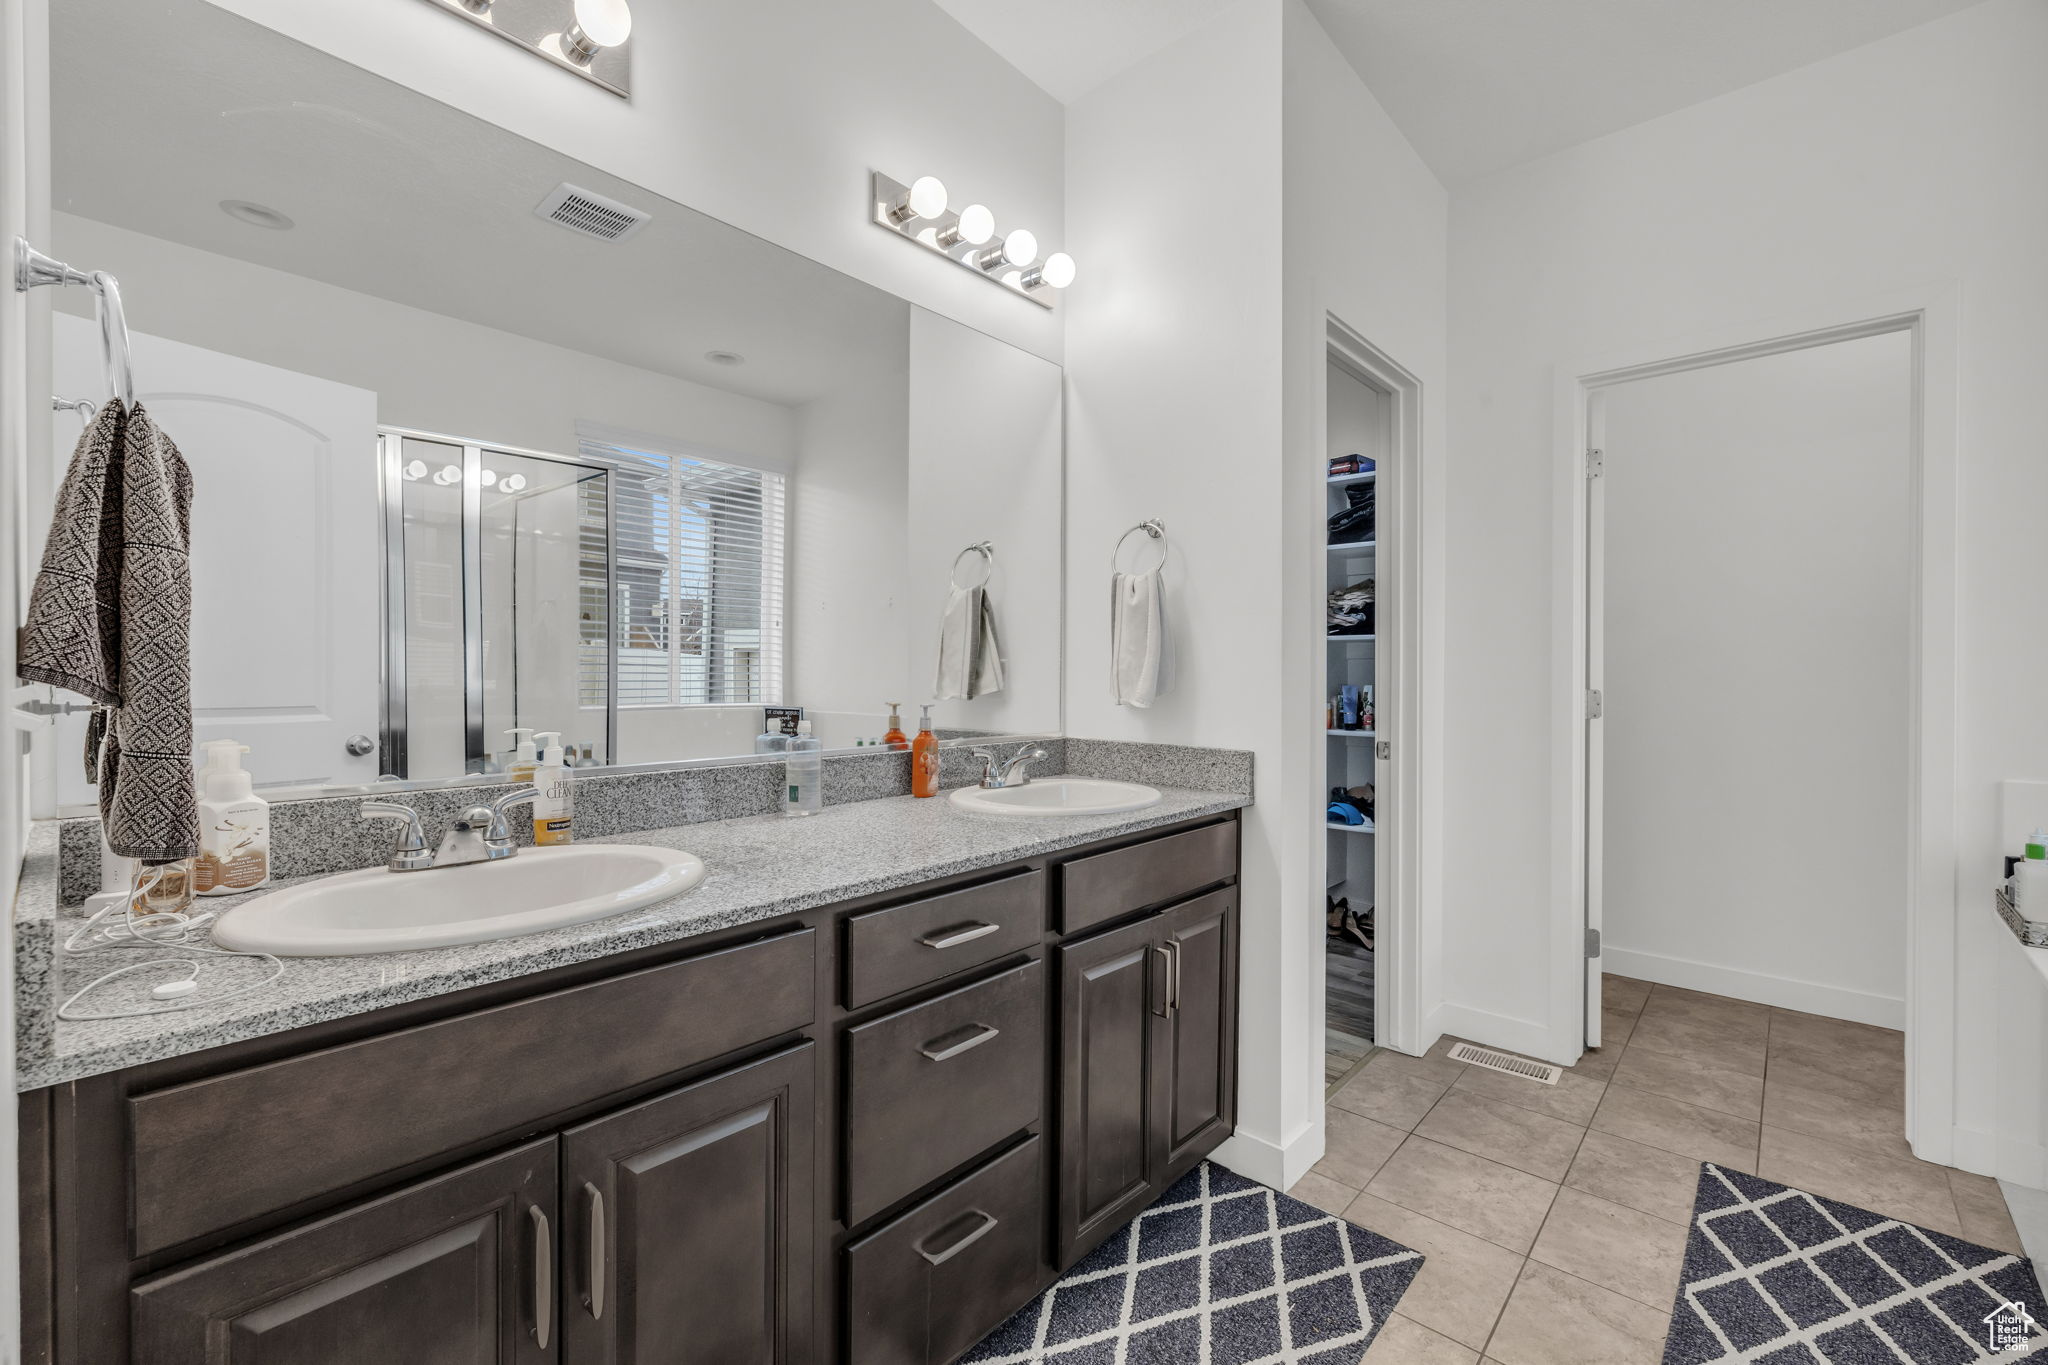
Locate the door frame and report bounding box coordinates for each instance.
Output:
[1548,285,1960,1161]
[1322,316,1428,1060]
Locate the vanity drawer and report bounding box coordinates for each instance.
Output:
[846,1135,1045,1365]
[843,959,1044,1226]
[128,927,816,1257]
[1058,820,1238,935]
[843,869,1045,1009]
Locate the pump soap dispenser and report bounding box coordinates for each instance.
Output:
[194,740,271,895]
[911,705,940,798]
[532,732,575,845]
[506,728,539,783]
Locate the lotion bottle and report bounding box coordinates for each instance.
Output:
[911,704,940,798]
[532,732,575,845]
[2019,829,2048,913]
[506,728,539,783]
[784,720,822,816]
[194,740,271,895]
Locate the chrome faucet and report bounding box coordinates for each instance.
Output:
[360,785,539,872]
[973,745,1049,790]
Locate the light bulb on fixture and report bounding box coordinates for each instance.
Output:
[1023,251,1075,290]
[433,464,462,486]
[972,228,1036,272]
[479,469,499,488]
[562,0,632,64]
[402,459,428,482]
[888,175,948,226]
[501,474,529,493]
[936,203,995,249]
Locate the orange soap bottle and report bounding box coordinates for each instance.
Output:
[883,702,909,752]
[911,704,940,798]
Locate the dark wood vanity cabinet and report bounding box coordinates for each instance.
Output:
[21,812,1239,1365]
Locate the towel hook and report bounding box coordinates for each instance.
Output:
[14,238,136,412]
[1112,519,1168,574]
[950,540,995,590]
[52,395,97,421]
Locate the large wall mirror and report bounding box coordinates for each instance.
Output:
[31,0,1062,811]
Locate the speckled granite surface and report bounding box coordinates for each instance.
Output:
[19,777,1247,1089]
[1065,739,1254,795]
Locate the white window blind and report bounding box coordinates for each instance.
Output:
[576,430,786,708]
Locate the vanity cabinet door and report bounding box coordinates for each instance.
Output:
[560,1044,815,1365]
[130,1138,558,1365]
[1158,888,1238,1171]
[1054,915,1163,1264]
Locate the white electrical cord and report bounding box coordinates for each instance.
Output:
[56,864,285,1021]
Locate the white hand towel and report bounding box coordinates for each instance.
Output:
[1111,569,1170,708]
[935,585,1006,701]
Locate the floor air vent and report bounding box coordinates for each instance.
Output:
[1448,1042,1562,1085]
[535,183,651,242]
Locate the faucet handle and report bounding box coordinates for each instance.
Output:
[970,749,1000,787]
[362,801,432,871]
[485,785,540,843]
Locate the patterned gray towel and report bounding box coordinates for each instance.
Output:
[18,402,197,863]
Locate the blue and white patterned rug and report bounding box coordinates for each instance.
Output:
[963,1161,1424,1364]
[1663,1162,2048,1363]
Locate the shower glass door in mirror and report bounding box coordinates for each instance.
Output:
[384,433,614,782]
[34,0,1063,809]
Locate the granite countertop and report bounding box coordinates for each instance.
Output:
[17,780,1248,1089]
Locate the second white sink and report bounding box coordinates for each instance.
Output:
[212,844,707,957]
[949,778,1162,817]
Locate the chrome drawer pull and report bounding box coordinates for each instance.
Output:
[920,921,1001,950]
[529,1204,553,1349]
[584,1182,606,1321]
[918,1210,998,1266]
[919,1023,1000,1062]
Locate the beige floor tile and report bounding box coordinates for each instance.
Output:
[1950,1169,2027,1255]
[1315,1107,1410,1187]
[1334,1051,1464,1131]
[1569,1040,1625,1080]
[1365,1135,1562,1254]
[1487,1261,1671,1365]
[1610,1043,1764,1120]
[1766,1007,1903,1062]
[1589,1086,1760,1169]
[1362,1312,1482,1364]
[1415,1090,1588,1182]
[1423,1035,1479,1069]
[1287,1170,1360,1217]
[1760,1074,1911,1162]
[1453,1063,1607,1126]
[1602,974,1653,1016]
[1342,1191,1527,1351]
[1648,983,1771,1024]
[1624,1007,1768,1079]
[1564,1130,1708,1226]
[1765,1042,1904,1110]
[1756,1126,1962,1234]
[1529,1187,1688,1310]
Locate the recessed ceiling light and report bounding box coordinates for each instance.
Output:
[220,200,295,231]
[705,350,746,366]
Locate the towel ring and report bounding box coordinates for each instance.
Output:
[1112,519,1168,574]
[950,540,995,590]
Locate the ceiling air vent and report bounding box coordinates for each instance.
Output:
[535,183,651,242]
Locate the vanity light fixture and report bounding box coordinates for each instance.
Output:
[402,459,428,482]
[870,170,1071,311]
[415,0,633,97]
[478,468,498,488]
[500,474,529,493]
[433,464,462,487]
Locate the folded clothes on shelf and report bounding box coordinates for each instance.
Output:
[1327,576,1375,635]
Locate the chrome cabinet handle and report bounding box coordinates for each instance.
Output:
[1168,939,1183,1013]
[584,1182,605,1321]
[917,1210,998,1266]
[1151,945,1171,1018]
[920,922,1001,950]
[529,1204,553,1349]
[919,1023,1000,1062]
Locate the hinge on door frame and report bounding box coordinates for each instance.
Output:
[1586,688,1603,719]
[1585,928,1601,959]
[1585,447,1604,478]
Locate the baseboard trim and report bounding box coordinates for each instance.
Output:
[1213,1117,1322,1191]
[1602,945,1904,1030]
[1429,1002,1560,1065]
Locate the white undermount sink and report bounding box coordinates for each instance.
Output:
[948,778,1162,817]
[212,844,707,957]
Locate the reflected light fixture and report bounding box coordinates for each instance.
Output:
[562,0,632,64]
[402,459,428,482]
[433,464,462,486]
[479,468,499,488]
[870,170,1071,310]
[501,474,529,493]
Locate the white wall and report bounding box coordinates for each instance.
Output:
[1599,332,1912,1027]
[197,0,1065,364]
[1444,0,2048,1176]
[908,309,1064,737]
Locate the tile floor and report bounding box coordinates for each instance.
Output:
[1287,975,2029,1365]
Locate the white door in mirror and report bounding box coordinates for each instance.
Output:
[948,779,1162,817]
[212,845,706,957]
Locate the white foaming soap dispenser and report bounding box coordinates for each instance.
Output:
[194,740,271,895]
